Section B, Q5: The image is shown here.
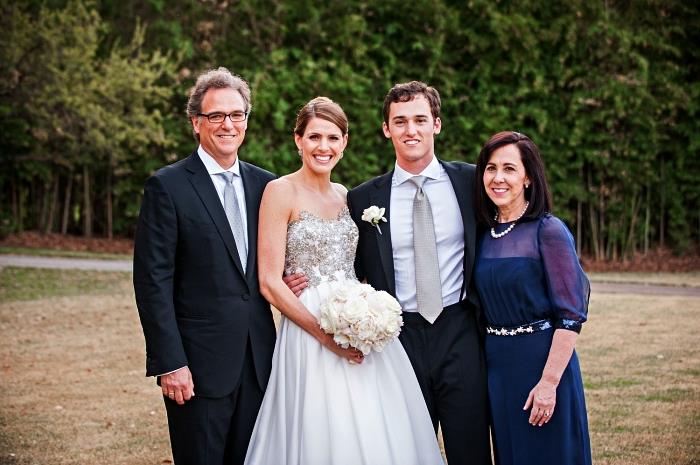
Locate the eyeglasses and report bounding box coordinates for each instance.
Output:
[198,111,248,124]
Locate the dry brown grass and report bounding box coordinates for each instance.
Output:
[0,277,170,465]
[579,293,700,465]
[0,271,698,464]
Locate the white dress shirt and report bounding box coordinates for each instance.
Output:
[197,146,249,249]
[390,156,464,313]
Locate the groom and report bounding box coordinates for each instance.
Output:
[133,67,278,465]
[347,81,492,465]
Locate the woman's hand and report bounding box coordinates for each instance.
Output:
[523,329,578,426]
[320,333,365,364]
[523,379,557,426]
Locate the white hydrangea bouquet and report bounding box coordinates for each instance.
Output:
[319,281,403,356]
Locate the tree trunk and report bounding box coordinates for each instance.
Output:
[624,192,641,259]
[83,165,92,237]
[659,158,665,247]
[32,178,41,231]
[643,184,650,255]
[45,175,60,234]
[39,178,50,232]
[587,166,600,260]
[18,183,26,232]
[576,166,582,257]
[11,176,19,226]
[599,180,606,261]
[576,197,582,257]
[61,171,73,235]
[106,157,113,239]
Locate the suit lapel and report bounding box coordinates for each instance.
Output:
[442,160,476,298]
[240,161,264,283]
[370,171,396,296]
[185,153,247,281]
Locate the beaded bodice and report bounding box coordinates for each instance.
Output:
[284,206,359,287]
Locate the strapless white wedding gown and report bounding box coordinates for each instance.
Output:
[244,207,444,465]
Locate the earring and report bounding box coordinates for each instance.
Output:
[298,149,302,157]
[340,152,344,159]
[525,183,530,188]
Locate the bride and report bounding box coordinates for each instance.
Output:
[244,97,444,465]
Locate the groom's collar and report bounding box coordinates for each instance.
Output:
[392,156,441,187]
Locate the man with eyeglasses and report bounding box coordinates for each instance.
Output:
[133,67,297,465]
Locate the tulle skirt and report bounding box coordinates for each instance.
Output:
[244,278,444,465]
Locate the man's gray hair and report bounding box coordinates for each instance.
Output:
[186,67,252,140]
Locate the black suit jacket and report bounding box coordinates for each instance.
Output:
[133,151,277,398]
[347,159,481,312]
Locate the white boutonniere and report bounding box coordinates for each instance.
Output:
[361,206,387,235]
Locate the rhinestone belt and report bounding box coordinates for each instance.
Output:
[486,319,552,336]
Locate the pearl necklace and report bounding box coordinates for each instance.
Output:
[491,201,529,239]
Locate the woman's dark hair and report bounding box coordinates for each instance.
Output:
[474,131,552,226]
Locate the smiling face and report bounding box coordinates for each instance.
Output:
[483,143,531,218]
[382,95,441,174]
[295,117,348,175]
[191,87,248,168]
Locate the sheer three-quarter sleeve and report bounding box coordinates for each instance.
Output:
[538,215,590,333]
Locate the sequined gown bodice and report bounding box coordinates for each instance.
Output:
[284,207,358,287]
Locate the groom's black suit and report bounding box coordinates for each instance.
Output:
[133,151,276,465]
[347,160,492,465]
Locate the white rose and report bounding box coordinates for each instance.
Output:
[342,295,369,323]
[353,314,377,340]
[373,291,402,314]
[361,206,387,225]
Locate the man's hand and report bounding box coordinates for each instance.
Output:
[282,272,309,297]
[160,366,195,405]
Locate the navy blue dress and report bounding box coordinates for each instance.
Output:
[475,214,592,465]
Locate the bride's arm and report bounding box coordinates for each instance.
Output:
[258,181,364,363]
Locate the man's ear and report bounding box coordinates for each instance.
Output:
[382,122,391,139]
[191,116,201,136]
[433,117,442,135]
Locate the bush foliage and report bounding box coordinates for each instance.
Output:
[1,0,698,259]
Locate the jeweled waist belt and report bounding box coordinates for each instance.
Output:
[486,319,552,336]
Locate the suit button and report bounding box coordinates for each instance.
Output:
[242,294,250,301]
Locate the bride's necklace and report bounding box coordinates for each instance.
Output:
[491,201,529,239]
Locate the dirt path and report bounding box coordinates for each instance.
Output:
[2,254,699,297]
[590,281,700,296]
[0,254,132,272]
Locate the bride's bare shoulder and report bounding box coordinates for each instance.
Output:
[332,182,348,197]
[262,176,300,208]
[265,175,298,194]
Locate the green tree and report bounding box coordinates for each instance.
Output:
[0,0,177,237]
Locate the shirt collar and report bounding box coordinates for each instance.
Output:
[393,156,440,186]
[197,145,241,177]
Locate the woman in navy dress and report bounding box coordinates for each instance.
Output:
[473,131,592,465]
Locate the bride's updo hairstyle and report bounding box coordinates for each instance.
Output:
[294,97,348,137]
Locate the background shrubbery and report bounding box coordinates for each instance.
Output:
[1,0,698,260]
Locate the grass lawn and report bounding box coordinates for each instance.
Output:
[0,269,697,464]
[0,246,131,261]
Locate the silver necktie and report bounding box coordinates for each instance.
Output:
[410,176,443,324]
[220,172,247,270]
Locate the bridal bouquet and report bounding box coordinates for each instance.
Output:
[319,281,403,356]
